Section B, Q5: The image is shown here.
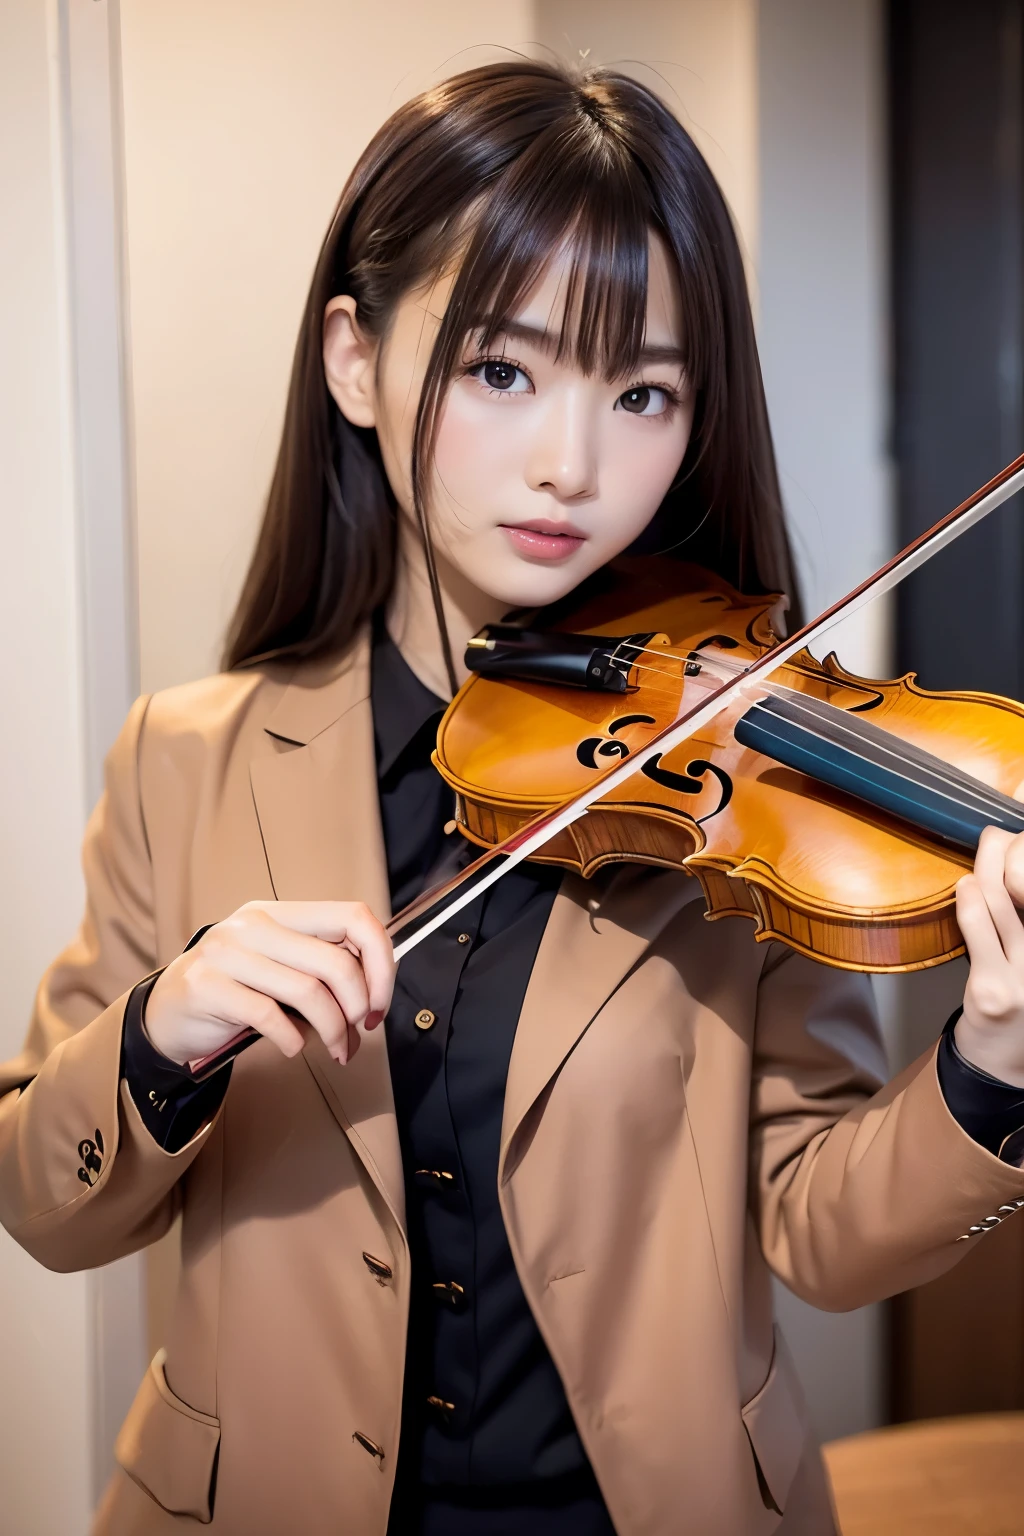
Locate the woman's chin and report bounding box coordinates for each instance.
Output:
[470,555,596,612]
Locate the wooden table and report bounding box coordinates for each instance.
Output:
[823,1414,1024,1535]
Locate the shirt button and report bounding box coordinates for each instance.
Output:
[432,1279,467,1311]
[426,1394,455,1426]
[457,932,471,945]
[415,1168,456,1189]
[414,1008,436,1031]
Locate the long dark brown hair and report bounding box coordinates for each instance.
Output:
[223,59,800,674]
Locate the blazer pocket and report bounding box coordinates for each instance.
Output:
[740,1327,805,1516]
[115,1349,221,1522]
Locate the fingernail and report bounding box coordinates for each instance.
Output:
[365,1009,383,1031]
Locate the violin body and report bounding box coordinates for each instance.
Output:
[434,559,1024,972]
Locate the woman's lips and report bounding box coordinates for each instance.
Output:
[500,521,586,560]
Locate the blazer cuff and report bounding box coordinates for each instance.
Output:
[937,1008,1024,1164]
[120,925,232,1153]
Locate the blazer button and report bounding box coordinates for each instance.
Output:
[457,933,471,945]
[352,1430,385,1463]
[362,1252,393,1284]
[414,1008,436,1031]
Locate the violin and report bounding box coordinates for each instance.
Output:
[188,451,1024,1078]
[436,556,1024,973]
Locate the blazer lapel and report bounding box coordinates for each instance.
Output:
[500,865,703,1177]
[249,633,406,1235]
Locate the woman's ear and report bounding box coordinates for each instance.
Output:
[323,296,377,428]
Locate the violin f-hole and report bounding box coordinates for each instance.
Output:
[576,713,657,768]
[577,736,630,768]
[640,755,733,822]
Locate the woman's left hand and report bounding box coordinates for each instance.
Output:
[955,824,1024,1087]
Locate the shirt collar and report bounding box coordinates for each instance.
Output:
[371,620,447,780]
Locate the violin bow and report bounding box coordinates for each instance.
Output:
[387,450,1024,953]
[188,450,1024,1078]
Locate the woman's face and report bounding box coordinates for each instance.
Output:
[325,234,694,610]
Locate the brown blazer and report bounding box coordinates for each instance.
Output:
[3,633,1024,1536]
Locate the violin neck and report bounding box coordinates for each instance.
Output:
[734,693,1024,853]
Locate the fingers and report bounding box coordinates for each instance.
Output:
[956,827,1024,1075]
[957,872,1024,1037]
[971,827,1024,964]
[956,874,1008,975]
[148,900,394,1068]
[341,920,396,1023]
[210,920,373,1026]
[203,901,395,1062]
[212,947,358,1061]
[196,967,308,1058]
[237,901,396,1021]
[1005,831,1024,908]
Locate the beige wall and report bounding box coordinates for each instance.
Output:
[118,0,760,694]
[537,0,759,272]
[757,0,891,1442]
[758,0,891,681]
[120,0,534,693]
[0,2,93,1531]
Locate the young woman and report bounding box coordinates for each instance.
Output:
[4,59,1024,1536]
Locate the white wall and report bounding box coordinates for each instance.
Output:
[757,0,892,1442]
[0,2,93,1531]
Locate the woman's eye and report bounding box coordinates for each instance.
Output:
[472,359,531,393]
[616,385,669,416]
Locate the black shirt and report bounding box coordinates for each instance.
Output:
[371,629,593,1493]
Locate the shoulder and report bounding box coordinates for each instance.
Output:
[134,666,291,783]
[134,633,371,780]
[142,665,288,744]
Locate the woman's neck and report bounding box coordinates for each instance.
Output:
[385,531,506,701]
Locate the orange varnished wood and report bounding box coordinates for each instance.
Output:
[434,559,1024,972]
[823,1414,1024,1535]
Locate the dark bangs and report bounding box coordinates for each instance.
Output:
[442,115,653,383]
[224,61,799,674]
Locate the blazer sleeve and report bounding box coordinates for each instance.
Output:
[0,696,219,1272]
[749,942,1024,1312]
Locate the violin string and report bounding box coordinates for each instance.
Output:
[611,645,1019,819]
[700,665,1020,816]
[759,693,1017,818]
[611,639,1001,812]
[638,648,1019,817]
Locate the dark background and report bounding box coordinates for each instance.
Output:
[890,0,1024,1418]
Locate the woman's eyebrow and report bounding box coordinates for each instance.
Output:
[489,320,686,367]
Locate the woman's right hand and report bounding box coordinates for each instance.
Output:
[145,901,395,1069]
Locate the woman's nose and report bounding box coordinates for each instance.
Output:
[524,392,598,502]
